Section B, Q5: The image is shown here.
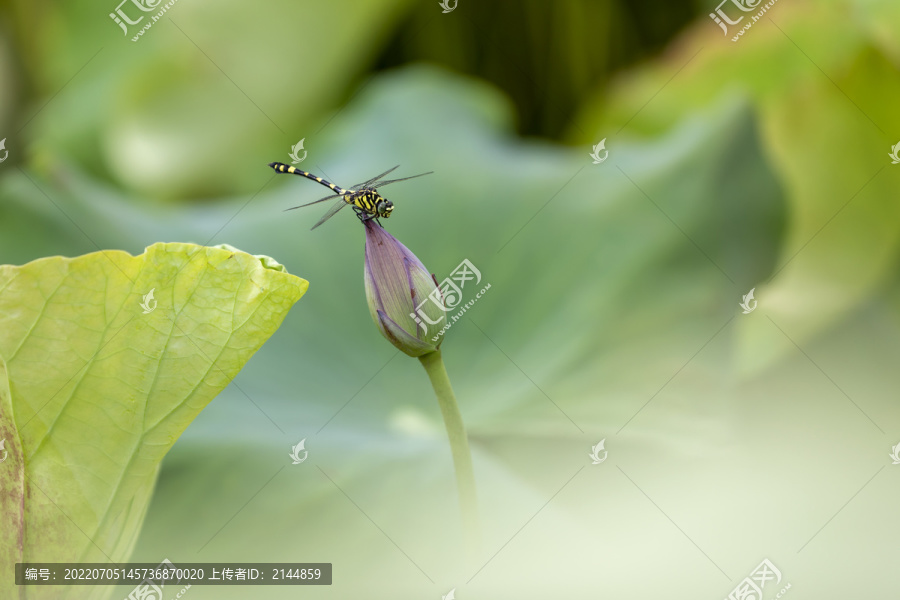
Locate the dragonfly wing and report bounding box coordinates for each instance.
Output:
[352,165,400,189]
[373,170,434,189]
[284,192,344,212]
[311,197,350,230]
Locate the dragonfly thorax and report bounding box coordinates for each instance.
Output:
[349,189,393,219]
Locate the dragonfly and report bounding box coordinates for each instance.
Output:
[268,162,432,230]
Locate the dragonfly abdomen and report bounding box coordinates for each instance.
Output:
[268,162,346,195]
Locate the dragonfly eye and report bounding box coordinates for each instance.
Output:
[379,200,394,218]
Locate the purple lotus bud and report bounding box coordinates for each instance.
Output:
[363,220,445,357]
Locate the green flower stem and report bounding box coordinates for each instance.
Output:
[418,349,479,552]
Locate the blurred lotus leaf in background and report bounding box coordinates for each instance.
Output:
[575,0,900,373]
[1,0,415,199]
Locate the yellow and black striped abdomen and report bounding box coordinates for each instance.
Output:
[269,162,346,195]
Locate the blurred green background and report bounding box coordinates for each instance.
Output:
[2,0,900,597]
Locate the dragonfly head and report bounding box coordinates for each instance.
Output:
[376,197,394,219]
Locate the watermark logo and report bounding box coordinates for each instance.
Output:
[0,138,8,163]
[442,589,456,600]
[289,138,307,164]
[740,288,757,314]
[110,0,182,42]
[724,559,790,600]
[140,288,157,314]
[0,439,8,464]
[709,0,755,34]
[589,439,608,464]
[889,142,900,165]
[590,139,608,164]
[124,558,188,600]
[110,0,161,34]
[409,259,492,341]
[710,0,779,41]
[439,0,458,13]
[126,581,163,600]
[290,439,308,464]
[890,442,900,465]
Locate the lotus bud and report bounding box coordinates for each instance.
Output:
[363,220,445,357]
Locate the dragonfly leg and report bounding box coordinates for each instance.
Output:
[352,206,380,223]
[352,206,372,223]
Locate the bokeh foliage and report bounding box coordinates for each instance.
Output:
[1,0,900,598]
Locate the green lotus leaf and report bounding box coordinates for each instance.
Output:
[0,243,307,599]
